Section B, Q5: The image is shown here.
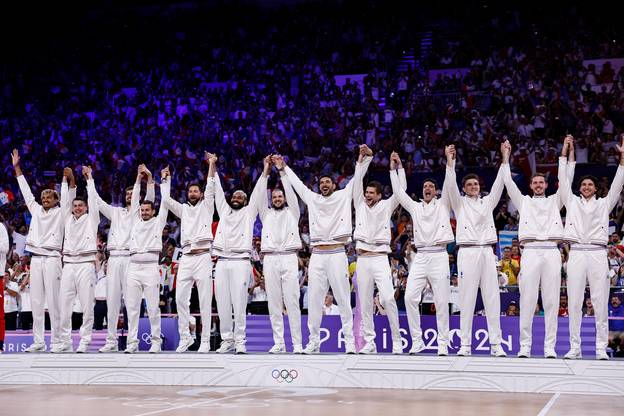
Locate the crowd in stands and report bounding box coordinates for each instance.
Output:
[1,2,624,355]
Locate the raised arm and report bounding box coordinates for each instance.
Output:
[157,180,170,228]
[213,173,229,216]
[557,135,574,206]
[248,159,269,219]
[500,140,523,211]
[388,152,409,211]
[283,164,315,205]
[202,152,217,211]
[353,145,374,207]
[12,149,40,213]
[160,166,184,219]
[607,135,624,210]
[60,167,73,219]
[484,143,507,211]
[390,169,416,213]
[273,155,300,219]
[442,145,462,209]
[249,155,272,219]
[83,166,101,226]
[144,166,155,203]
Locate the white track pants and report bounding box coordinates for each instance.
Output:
[264,253,302,348]
[519,246,561,350]
[307,250,354,346]
[405,250,450,347]
[567,248,610,351]
[176,252,213,340]
[215,258,251,346]
[59,262,95,345]
[126,262,161,348]
[356,255,401,346]
[105,254,130,344]
[30,255,62,346]
[457,246,502,347]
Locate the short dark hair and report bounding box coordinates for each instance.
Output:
[187,183,202,192]
[141,200,155,209]
[366,181,383,194]
[422,178,438,189]
[125,186,134,193]
[578,175,598,187]
[461,173,479,187]
[73,196,87,205]
[319,174,334,183]
[530,172,547,181]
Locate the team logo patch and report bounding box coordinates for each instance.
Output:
[271,369,299,383]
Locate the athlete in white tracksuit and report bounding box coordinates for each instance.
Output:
[125,176,169,354]
[256,155,303,354]
[283,149,368,354]
[212,158,264,354]
[445,143,507,357]
[390,150,455,356]
[56,166,101,353]
[95,166,155,352]
[501,138,575,358]
[559,134,624,360]
[352,149,403,354]
[160,159,215,354]
[12,149,72,353]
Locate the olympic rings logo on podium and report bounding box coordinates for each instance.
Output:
[271,369,299,383]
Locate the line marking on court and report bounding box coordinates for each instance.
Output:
[0,385,24,392]
[536,393,560,416]
[131,388,270,416]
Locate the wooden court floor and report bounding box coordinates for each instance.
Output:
[0,385,621,416]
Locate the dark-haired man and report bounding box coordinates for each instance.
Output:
[283,147,369,354]
[259,155,303,354]
[352,148,404,354]
[161,154,216,353]
[94,165,155,352]
[390,147,455,356]
[12,149,74,353]
[124,170,169,354]
[560,134,624,360]
[446,142,508,357]
[55,166,101,353]
[501,136,575,358]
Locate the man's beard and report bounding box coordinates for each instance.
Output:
[273,203,285,210]
[231,202,243,209]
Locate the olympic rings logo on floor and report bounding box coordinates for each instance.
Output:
[271,369,299,383]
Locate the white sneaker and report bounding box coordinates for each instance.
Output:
[358,342,376,354]
[293,345,304,354]
[268,344,286,354]
[392,339,403,355]
[50,343,73,353]
[490,344,507,357]
[197,342,211,353]
[99,342,119,353]
[76,342,89,354]
[216,341,235,354]
[124,343,139,354]
[345,343,356,354]
[176,337,194,353]
[149,342,161,354]
[596,350,610,361]
[517,347,531,358]
[564,348,582,360]
[24,343,47,353]
[437,344,448,356]
[235,344,247,354]
[303,342,320,354]
[544,348,557,359]
[409,342,424,355]
[457,346,471,356]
